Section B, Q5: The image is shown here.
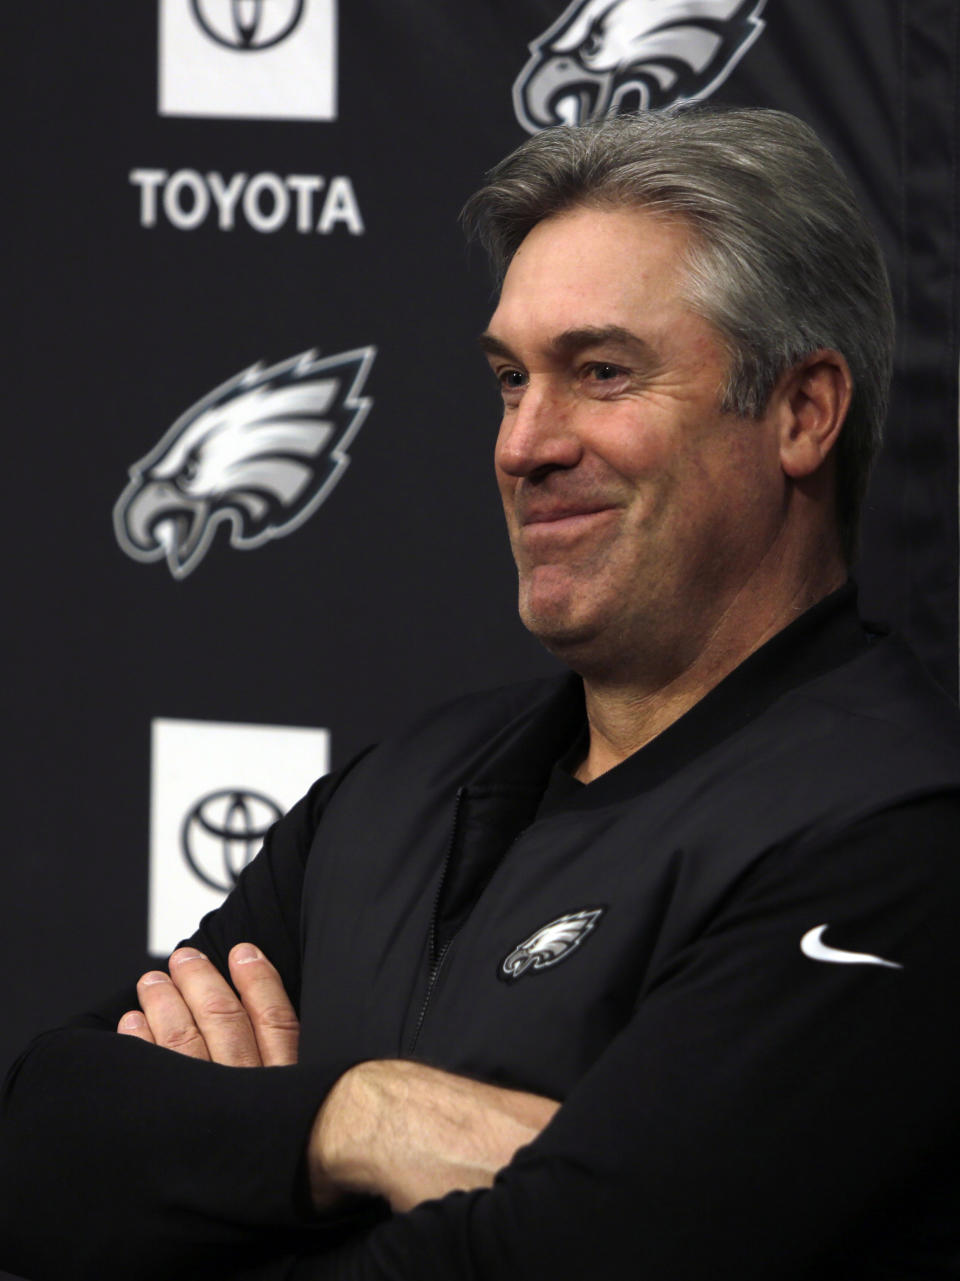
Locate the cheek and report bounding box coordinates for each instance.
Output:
[596,417,673,488]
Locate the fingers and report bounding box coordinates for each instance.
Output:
[228,943,300,1066]
[117,1009,156,1044]
[126,951,260,1066]
[130,965,215,1061]
[164,949,266,1066]
[116,944,299,1068]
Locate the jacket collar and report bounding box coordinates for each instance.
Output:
[472,581,873,810]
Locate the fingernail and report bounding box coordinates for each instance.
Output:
[233,943,261,964]
[139,972,170,986]
[170,949,206,966]
[119,1011,146,1031]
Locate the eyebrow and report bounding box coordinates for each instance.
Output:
[478,325,659,368]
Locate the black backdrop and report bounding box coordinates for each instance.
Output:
[4,0,958,1162]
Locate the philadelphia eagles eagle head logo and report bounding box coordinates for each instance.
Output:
[513,0,768,133]
[500,908,605,981]
[113,347,375,579]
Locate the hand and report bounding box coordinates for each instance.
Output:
[116,943,299,1067]
[308,1059,560,1212]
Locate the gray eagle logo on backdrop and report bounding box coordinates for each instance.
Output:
[513,0,768,132]
[114,347,375,579]
[500,908,605,981]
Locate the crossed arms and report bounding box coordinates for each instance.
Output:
[116,943,559,1214]
[3,792,960,1279]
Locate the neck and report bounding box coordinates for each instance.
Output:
[574,553,846,783]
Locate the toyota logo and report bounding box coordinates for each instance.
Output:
[190,0,306,51]
[181,788,284,892]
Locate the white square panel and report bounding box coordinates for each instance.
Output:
[149,717,330,955]
[159,0,337,121]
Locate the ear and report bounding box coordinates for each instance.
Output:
[776,349,853,480]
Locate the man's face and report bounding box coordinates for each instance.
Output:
[483,204,788,675]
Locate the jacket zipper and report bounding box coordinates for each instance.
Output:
[405,787,465,1055]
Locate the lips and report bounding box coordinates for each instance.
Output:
[519,502,616,527]
[514,503,620,554]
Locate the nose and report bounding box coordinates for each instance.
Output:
[494,381,582,480]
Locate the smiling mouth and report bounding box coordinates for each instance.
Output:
[522,501,615,522]
[519,506,617,536]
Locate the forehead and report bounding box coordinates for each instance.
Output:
[488,205,696,346]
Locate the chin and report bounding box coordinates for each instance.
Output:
[520,597,607,662]
[519,577,651,678]
[517,563,634,660]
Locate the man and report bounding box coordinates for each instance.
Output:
[3,108,960,1279]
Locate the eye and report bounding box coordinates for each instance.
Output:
[589,363,622,381]
[578,361,631,397]
[494,366,527,405]
[579,21,605,60]
[175,449,201,489]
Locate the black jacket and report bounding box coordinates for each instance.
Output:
[4,587,960,1280]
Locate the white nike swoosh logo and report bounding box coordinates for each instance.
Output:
[800,924,903,970]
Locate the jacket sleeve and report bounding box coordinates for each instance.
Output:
[267,794,960,1281]
[0,758,382,1281]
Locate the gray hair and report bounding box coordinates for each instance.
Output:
[461,108,894,563]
